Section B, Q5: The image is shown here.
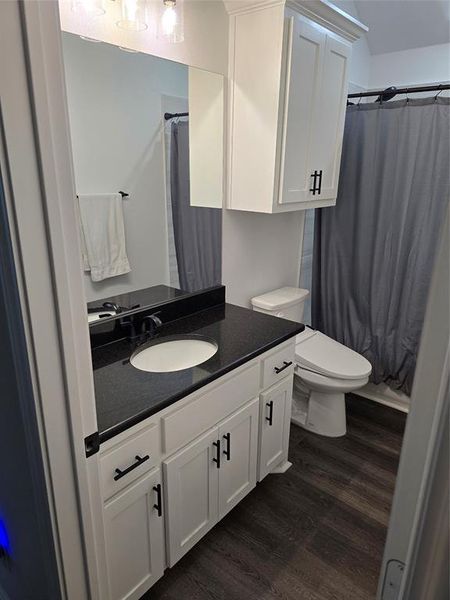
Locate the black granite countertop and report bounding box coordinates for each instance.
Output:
[93,303,304,443]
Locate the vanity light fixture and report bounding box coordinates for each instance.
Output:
[117,0,148,31]
[71,0,106,17]
[158,0,184,43]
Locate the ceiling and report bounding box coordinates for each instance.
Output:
[353,0,450,55]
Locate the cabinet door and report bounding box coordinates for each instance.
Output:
[218,398,259,519]
[259,377,293,481]
[278,17,326,205]
[103,468,165,600]
[164,427,219,567]
[309,34,351,201]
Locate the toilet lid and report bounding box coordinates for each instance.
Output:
[295,329,372,380]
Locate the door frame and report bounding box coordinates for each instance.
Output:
[378,210,449,598]
[0,1,107,598]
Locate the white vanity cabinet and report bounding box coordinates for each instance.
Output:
[164,427,220,566]
[226,0,367,213]
[103,467,165,600]
[218,398,259,519]
[99,339,295,599]
[164,397,259,566]
[259,378,293,481]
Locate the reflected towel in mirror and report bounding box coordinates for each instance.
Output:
[77,193,131,282]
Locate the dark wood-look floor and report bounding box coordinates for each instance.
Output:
[144,395,406,600]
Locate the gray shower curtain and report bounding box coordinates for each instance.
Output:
[170,119,222,292]
[312,96,450,395]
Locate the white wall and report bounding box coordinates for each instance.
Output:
[369,43,450,88]
[334,2,450,92]
[222,210,304,307]
[62,33,188,301]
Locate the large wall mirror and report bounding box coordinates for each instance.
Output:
[61,33,223,319]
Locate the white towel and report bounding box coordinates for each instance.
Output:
[77,193,131,282]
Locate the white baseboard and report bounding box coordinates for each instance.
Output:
[357,382,410,413]
[271,461,292,474]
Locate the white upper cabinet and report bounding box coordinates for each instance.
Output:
[226,0,367,213]
[280,18,326,206]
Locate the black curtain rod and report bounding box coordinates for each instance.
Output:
[164,112,189,120]
[348,83,450,99]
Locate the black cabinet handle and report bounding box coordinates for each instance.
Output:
[223,433,231,461]
[213,440,221,469]
[310,170,323,195]
[310,170,319,195]
[153,483,162,517]
[266,401,274,426]
[274,360,293,374]
[114,454,149,481]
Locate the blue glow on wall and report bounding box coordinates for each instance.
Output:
[0,519,11,553]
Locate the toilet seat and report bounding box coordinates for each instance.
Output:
[295,328,372,380]
[296,366,369,392]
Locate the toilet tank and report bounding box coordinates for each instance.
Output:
[250,287,309,322]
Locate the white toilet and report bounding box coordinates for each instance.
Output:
[251,287,372,437]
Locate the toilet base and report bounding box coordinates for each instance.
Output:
[292,382,347,437]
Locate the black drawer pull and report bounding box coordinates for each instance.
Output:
[213,440,221,469]
[114,454,149,481]
[153,483,162,517]
[266,401,274,426]
[274,360,293,374]
[223,433,231,461]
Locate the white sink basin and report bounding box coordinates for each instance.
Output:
[130,336,218,373]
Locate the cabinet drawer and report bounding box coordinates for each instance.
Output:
[262,343,295,389]
[100,423,160,501]
[162,362,259,456]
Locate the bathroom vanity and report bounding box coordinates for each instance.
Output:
[89,287,303,600]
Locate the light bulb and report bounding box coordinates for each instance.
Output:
[159,0,184,42]
[162,4,177,36]
[117,0,148,31]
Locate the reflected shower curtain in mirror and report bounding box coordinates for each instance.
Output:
[312,97,450,395]
[169,119,222,292]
